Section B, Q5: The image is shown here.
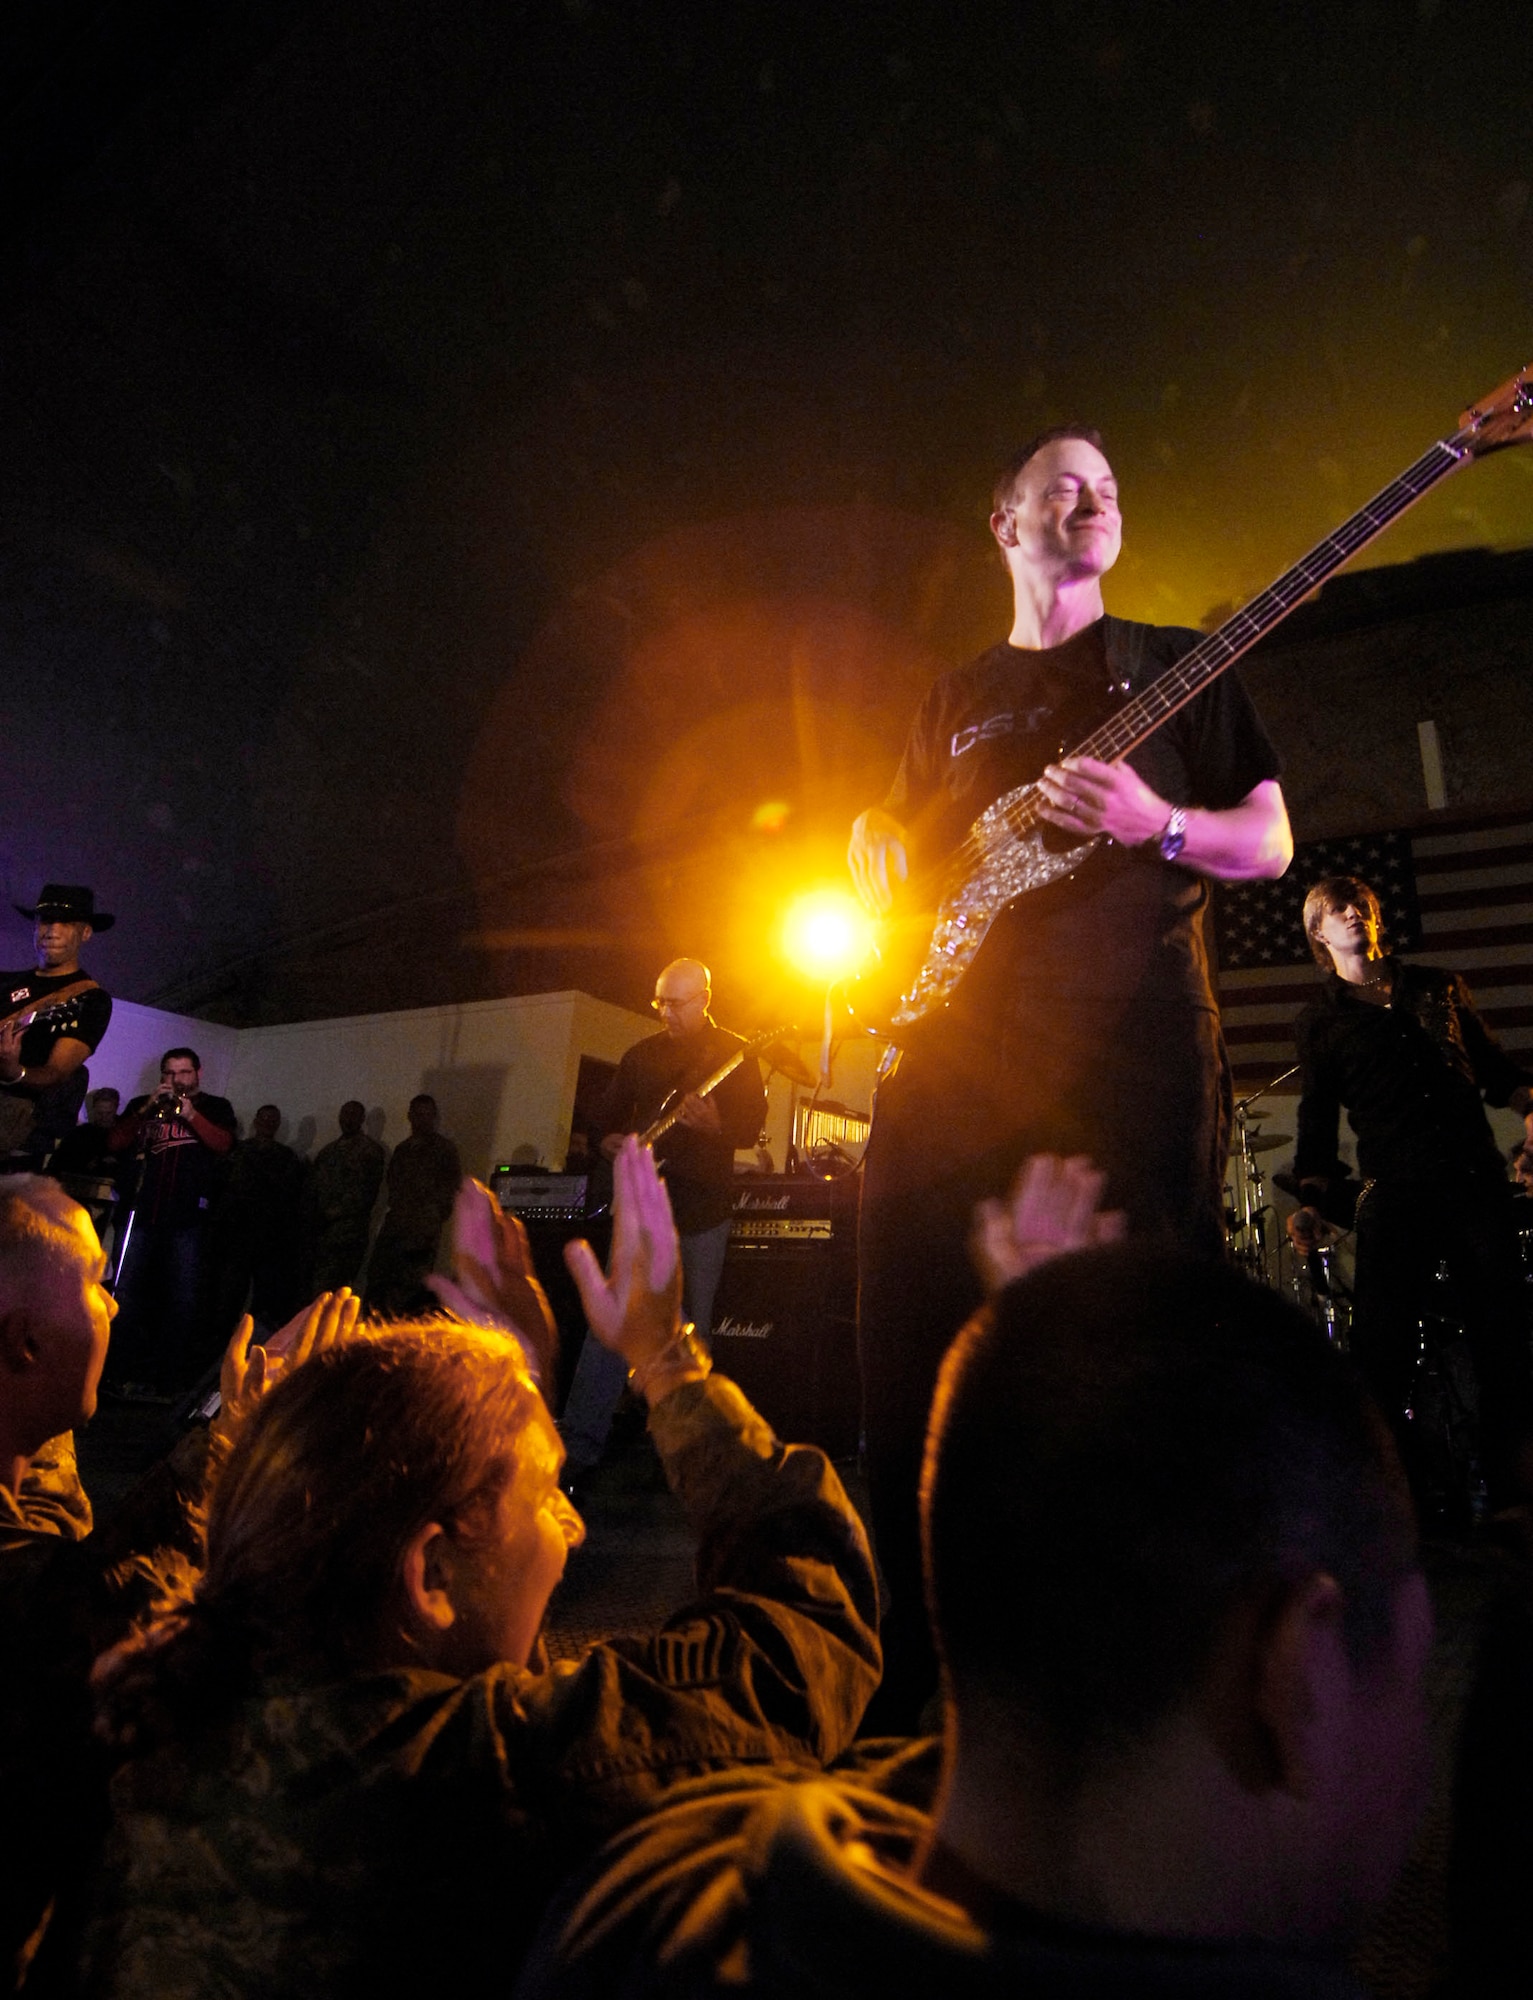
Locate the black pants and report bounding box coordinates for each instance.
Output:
[1351,1177,1533,1511]
[856,995,1229,1728]
[108,1220,211,1390]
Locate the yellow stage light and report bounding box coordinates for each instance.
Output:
[781,889,873,983]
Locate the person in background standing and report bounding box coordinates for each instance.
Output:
[107,1049,236,1396]
[364,1094,461,1314]
[305,1100,387,1292]
[210,1106,307,1340]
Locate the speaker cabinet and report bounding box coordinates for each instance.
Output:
[709,1239,860,1459]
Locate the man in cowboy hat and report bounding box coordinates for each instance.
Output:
[1,887,115,1168]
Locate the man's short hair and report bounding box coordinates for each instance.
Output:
[409,1093,437,1111]
[160,1046,201,1072]
[0,1175,82,1297]
[1302,876,1383,970]
[923,1248,1411,1766]
[992,425,1109,514]
[89,1087,120,1107]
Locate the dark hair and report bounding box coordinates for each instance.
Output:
[409,1093,437,1110]
[923,1248,1411,1767]
[159,1046,201,1072]
[96,1323,543,1746]
[89,1086,120,1106]
[1302,876,1383,970]
[992,425,1108,514]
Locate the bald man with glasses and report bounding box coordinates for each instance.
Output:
[560,960,767,1483]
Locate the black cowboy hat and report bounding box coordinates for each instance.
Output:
[13,884,115,931]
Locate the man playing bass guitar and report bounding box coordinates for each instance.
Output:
[848,428,1292,1726]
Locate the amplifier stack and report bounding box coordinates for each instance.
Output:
[712,1174,861,1459]
[493,1168,862,1460]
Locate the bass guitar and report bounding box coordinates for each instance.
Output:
[853,362,1533,1040]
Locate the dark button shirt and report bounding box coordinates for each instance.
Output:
[1294,961,1530,1190]
[598,1025,767,1234]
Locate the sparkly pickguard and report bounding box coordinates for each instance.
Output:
[889,787,1099,1028]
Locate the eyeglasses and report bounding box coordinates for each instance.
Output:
[652,993,705,1012]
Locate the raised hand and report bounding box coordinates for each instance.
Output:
[563,1138,692,1398]
[216,1289,363,1446]
[428,1177,559,1387]
[971,1153,1126,1295]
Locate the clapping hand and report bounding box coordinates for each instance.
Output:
[428,1177,560,1389]
[216,1289,363,1448]
[564,1138,690,1394]
[971,1153,1126,1295]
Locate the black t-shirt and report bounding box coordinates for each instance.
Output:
[1294,961,1531,1190]
[885,616,1281,1014]
[0,969,113,1068]
[122,1092,238,1228]
[598,1024,767,1234]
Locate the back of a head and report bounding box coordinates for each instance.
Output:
[924,1247,1410,1764]
[0,1175,83,1307]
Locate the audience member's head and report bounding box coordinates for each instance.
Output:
[97,1321,583,1736]
[251,1106,282,1144]
[0,1178,116,1489]
[87,1088,120,1128]
[922,1247,1428,1946]
[407,1094,439,1137]
[338,1100,366,1137]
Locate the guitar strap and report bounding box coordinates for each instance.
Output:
[0,975,103,1038]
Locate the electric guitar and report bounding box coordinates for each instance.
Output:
[850,363,1533,1041]
[586,1025,795,1212]
[635,1025,795,1149]
[0,978,101,1046]
[0,979,104,1138]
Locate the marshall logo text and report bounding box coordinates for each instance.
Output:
[712,1316,773,1341]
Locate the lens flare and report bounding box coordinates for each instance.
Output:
[782,890,873,982]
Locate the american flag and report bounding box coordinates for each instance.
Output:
[1215,809,1533,1092]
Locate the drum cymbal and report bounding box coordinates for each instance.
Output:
[1244,1131,1292,1153]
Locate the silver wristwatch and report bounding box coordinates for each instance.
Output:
[1157,806,1188,862]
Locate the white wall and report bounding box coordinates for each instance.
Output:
[221,990,652,1177]
[77,990,886,1180]
[87,999,239,1105]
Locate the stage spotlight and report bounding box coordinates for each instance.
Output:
[782,889,872,983]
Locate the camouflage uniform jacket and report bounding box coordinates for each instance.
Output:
[83,1374,881,1999]
[2,1435,207,1995]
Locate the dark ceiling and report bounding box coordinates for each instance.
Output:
[2,0,1529,1025]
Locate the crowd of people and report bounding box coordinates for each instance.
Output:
[41,1057,461,1401]
[5,1135,1529,1998]
[5,420,1533,1995]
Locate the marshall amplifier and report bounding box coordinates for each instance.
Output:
[490,1169,592,1222]
[491,1171,606,1409]
[710,1175,861,1458]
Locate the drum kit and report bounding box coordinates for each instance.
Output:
[1226,1084,1491,1528]
[1224,1064,1352,1350]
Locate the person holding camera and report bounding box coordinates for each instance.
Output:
[105,1048,236,1397]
